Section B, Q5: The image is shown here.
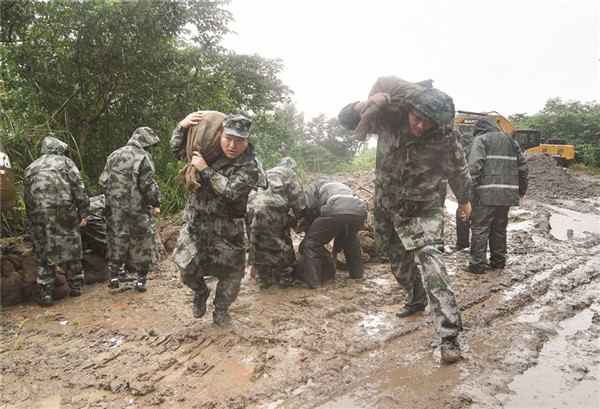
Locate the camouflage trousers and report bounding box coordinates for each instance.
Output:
[179,250,244,312]
[376,207,462,339]
[37,260,84,293]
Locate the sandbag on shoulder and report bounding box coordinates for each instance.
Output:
[352,76,433,141]
[175,110,226,191]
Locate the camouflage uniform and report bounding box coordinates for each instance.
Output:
[339,87,472,341]
[467,117,528,273]
[99,127,161,290]
[24,137,90,303]
[301,177,368,288]
[171,118,267,318]
[245,156,306,288]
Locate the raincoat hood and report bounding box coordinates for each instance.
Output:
[41,137,68,156]
[473,117,499,136]
[402,87,455,132]
[276,156,299,176]
[127,127,160,149]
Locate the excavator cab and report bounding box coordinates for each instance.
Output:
[512,130,541,152]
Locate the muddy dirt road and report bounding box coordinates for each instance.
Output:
[1,154,599,409]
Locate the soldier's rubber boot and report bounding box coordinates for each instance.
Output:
[69,277,83,297]
[279,268,302,288]
[119,271,137,282]
[440,336,461,364]
[213,309,234,328]
[38,286,54,307]
[256,273,272,290]
[135,274,147,293]
[108,269,119,289]
[192,288,211,318]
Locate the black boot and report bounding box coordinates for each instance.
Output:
[256,274,272,290]
[192,288,211,318]
[213,309,234,328]
[278,267,302,288]
[108,269,119,289]
[135,275,147,293]
[38,287,54,307]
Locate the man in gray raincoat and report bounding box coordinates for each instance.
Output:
[171,111,267,328]
[339,84,472,363]
[465,117,528,275]
[245,156,306,290]
[99,127,162,293]
[300,177,367,288]
[24,136,90,307]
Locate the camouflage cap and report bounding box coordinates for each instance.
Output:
[222,114,252,138]
[403,87,455,130]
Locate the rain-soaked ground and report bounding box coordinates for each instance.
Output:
[1,160,599,409]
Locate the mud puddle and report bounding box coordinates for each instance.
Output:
[543,203,600,240]
[498,304,600,408]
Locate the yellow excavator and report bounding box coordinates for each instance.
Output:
[454,110,575,166]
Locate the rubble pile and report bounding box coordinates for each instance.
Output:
[524,153,598,200]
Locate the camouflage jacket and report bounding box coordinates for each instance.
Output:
[170,124,267,271]
[245,157,305,267]
[24,137,90,265]
[468,117,528,206]
[99,127,161,264]
[247,156,305,220]
[339,101,471,219]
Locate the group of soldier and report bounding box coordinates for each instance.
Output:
[23,77,528,364]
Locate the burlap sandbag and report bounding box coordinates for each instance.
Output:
[160,226,180,254]
[1,271,24,307]
[175,110,226,191]
[352,76,433,141]
[82,253,110,284]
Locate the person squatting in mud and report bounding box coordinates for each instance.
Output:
[23,136,90,307]
[338,83,472,364]
[299,177,368,288]
[99,127,162,293]
[170,112,267,328]
[245,156,306,290]
[464,117,528,275]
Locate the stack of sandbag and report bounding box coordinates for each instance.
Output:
[352,76,433,141]
[1,238,69,307]
[160,226,180,255]
[175,110,226,191]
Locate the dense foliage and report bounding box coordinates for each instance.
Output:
[0,0,360,237]
[509,98,600,167]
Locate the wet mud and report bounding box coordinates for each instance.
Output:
[1,154,599,409]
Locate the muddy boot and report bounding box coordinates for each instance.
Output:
[192,288,211,318]
[256,274,272,290]
[108,270,119,289]
[278,267,302,288]
[135,275,147,293]
[213,309,234,328]
[119,272,136,282]
[440,336,461,364]
[38,287,54,307]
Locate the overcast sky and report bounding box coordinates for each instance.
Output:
[220,0,599,120]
